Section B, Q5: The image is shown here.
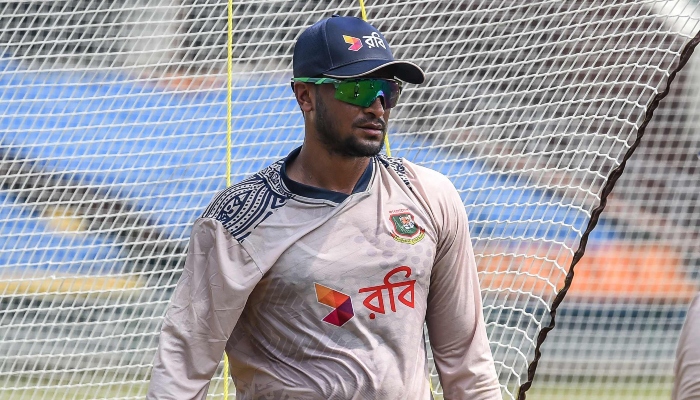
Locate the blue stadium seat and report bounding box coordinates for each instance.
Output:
[0,58,619,273]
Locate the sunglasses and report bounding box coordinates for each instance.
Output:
[292,77,403,109]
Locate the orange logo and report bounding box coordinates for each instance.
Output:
[343,35,363,51]
[315,283,354,326]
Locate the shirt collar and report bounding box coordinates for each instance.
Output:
[280,146,374,203]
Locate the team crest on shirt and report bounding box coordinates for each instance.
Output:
[389,209,425,245]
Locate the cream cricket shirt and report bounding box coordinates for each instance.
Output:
[147,147,500,400]
[674,292,700,400]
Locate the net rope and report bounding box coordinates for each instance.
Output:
[518,27,700,400]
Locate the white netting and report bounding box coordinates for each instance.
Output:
[0,1,698,399]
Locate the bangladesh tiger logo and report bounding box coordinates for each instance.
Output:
[389,210,425,245]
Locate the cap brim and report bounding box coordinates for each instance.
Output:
[324,59,425,84]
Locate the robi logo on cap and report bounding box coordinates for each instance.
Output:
[343,35,363,51]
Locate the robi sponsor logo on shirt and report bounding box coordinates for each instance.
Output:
[314,283,354,327]
[314,266,416,327]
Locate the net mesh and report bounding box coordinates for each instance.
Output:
[0,1,698,399]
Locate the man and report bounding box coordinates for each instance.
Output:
[673,292,700,399]
[147,15,501,400]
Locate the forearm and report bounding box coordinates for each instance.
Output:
[147,318,226,400]
[427,289,501,400]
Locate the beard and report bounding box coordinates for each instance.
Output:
[314,96,385,158]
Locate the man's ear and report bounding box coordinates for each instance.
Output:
[293,82,314,113]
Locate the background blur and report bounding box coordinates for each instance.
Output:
[0,1,698,399]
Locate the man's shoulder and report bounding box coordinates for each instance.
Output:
[200,159,292,242]
[376,154,456,193]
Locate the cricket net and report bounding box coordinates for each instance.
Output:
[0,1,699,399]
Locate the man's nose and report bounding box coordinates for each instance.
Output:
[364,96,385,118]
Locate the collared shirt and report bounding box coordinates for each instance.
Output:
[147,147,500,400]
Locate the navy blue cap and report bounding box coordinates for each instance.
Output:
[293,15,425,84]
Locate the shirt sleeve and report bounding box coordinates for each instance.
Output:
[424,178,501,400]
[147,218,262,400]
[673,292,700,400]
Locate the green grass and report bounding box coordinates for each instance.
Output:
[523,377,673,400]
[0,374,229,400]
[0,374,673,400]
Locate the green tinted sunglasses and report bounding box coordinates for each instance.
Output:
[292,77,403,109]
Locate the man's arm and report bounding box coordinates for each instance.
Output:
[147,218,262,400]
[673,292,700,400]
[425,180,501,400]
